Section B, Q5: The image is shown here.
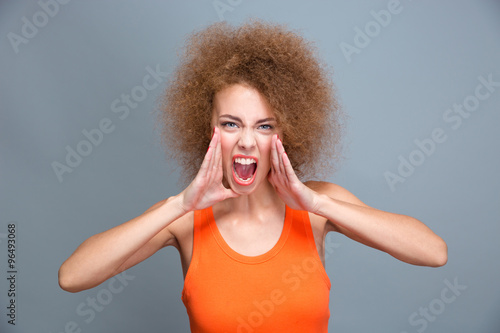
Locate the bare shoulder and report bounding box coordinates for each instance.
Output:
[304,180,367,207]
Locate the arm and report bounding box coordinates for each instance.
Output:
[311,182,447,267]
[58,127,238,292]
[268,135,447,267]
[58,196,185,293]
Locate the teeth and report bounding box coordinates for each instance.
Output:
[234,157,256,165]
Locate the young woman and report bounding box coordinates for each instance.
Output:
[59,20,447,332]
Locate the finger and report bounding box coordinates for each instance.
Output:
[276,137,287,178]
[214,127,222,168]
[198,136,216,178]
[206,127,219,174]
[270,134,280,174]
[270,142,289,194]
[272,136,287,184]
[271,134,282,175]
[208,126,218,150]
[277,138,299,183]
[214,128,224,179]
[281,150,299,183]
[205,127,223,184]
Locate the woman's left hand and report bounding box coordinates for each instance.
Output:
[268,136,448,267]
[268,134,320,213]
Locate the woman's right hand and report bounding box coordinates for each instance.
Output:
[179,127,239,213]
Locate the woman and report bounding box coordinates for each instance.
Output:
[59,20,447,332]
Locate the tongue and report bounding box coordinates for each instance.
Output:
[234,163,256,180]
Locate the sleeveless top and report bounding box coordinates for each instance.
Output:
[181,205,331,332]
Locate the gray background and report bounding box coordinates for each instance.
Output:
[1,1,499,332]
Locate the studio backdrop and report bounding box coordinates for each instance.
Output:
[1,1,499,332]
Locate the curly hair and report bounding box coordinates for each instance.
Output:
[157,19,343,185]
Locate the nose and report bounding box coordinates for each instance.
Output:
[238,128,256,150]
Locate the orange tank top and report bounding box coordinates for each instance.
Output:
[181,205,331,332]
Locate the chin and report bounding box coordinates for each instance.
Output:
[229,180,257,195]
[225,173,260,196]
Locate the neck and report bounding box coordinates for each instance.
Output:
[216,179,285,221]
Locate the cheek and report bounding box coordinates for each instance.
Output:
[257,138,273,162]
[219,133,234,163]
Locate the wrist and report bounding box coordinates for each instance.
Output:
[314,193,337,218]
[162,193,189,218]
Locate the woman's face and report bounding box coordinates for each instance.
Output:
[212,84,282,194]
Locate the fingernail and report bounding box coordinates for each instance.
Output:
[207,146,211,152]
[211,128,215,140]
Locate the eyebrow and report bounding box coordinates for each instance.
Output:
[219,114,276,124]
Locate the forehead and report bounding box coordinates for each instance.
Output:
[212,84,275,120]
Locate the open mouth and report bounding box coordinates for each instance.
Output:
[232,155,258,185]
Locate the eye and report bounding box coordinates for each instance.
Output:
[258,124,274,130]
[221,121,238,128]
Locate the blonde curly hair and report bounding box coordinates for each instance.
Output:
[158,19,343,184]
